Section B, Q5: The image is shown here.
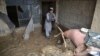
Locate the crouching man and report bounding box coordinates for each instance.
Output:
[63,28,100,56]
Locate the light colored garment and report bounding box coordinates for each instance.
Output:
[89,51,100,56]
[45,21,52,37]
[85,31,100,48]
[44,12,55,37]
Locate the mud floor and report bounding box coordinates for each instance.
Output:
[0,27,75,56]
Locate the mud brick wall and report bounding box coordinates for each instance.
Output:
[58,0,96,29]
[91,0,100,33]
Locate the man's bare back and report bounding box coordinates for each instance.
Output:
[63,28,100,56]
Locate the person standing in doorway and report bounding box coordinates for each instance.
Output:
[44,7,56,38]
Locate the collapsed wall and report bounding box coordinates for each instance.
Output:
[0,12,15,36]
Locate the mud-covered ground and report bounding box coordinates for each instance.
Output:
[0,27,75,56]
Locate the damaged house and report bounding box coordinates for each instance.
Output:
[0,0,100,56]
[1,0,99,30]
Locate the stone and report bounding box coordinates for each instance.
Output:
[0,19,11,36]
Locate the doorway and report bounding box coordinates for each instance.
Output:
[41,1,56,32]
[6,6,19,27]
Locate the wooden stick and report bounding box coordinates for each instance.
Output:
[54,33,61,37]
[55,24,67,48]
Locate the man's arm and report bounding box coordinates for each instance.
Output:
[53,13,58,24]
[46,13,51,22]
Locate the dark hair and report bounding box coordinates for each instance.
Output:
[48,7,53,12]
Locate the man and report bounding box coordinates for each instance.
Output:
[44,7,56,38]
[63,28,100,56]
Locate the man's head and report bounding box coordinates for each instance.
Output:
[49,7,54,13]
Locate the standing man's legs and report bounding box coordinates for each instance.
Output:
[45,28,50,38]
[45,22,52,38]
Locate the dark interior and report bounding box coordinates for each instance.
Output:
[6,6,19,27]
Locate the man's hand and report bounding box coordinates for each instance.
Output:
[55,20,59,25]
